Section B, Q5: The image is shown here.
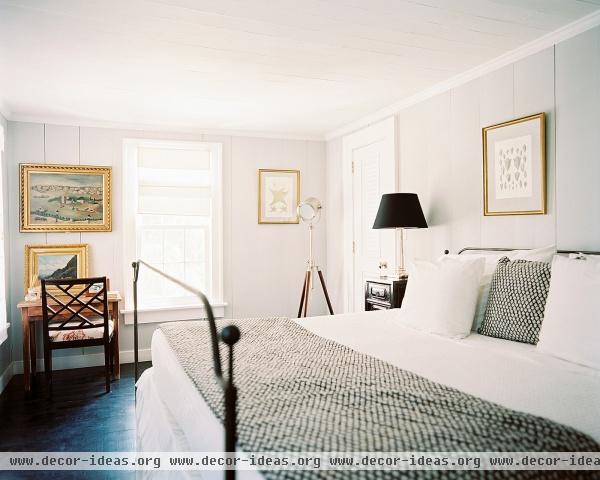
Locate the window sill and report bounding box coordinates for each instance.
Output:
[121,303,227,325]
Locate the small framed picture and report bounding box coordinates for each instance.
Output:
[483,113,546,216]
[24,244,89,293]
[258,169,300,224]
[20,163,112,232]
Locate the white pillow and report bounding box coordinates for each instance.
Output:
[443,245,556,331]
[536,254,600,370]
[512,245,556,263]
[398,256,485,339]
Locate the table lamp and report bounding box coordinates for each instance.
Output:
[372,193,427,278]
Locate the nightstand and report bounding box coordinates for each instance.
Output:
[365,278,408,311]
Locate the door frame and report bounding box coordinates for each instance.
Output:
[342,116,397,313]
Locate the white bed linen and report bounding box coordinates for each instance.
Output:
[138,309,600,460]
[136,368,203,480]
[139,334,263,480]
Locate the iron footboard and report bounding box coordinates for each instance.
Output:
[132,260,240,480]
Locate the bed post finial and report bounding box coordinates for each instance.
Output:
[221,325,240,346]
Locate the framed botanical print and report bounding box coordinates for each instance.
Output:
[258,169,300,224]
[20,163,112,232]
[24,244,89,292]
[483,112,546,216]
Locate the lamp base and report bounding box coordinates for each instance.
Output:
[385,267,408,280]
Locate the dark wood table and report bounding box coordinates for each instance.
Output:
[17,292,122,392]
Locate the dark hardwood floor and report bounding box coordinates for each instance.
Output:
[0,362,151,479]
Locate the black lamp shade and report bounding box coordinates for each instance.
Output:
[372,193,428,229]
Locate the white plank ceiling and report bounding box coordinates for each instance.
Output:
[0,0,599,137]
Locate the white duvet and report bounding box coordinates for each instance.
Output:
[138,309,600,463]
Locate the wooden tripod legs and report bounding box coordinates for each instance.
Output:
[297,268,334,318]
[298,270,310,318]
[317,269,334,316]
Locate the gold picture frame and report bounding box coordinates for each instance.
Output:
[258,169,300,224]
[24,244,89,293]
[20,163,112,232]
[483,112,546,216]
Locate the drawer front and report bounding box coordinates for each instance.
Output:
[366,282,391,302]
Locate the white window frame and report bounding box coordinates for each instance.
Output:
[0,124,7,344]
[121,138,225,324]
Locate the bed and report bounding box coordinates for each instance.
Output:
[133,250,600,479]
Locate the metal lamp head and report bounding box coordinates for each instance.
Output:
[297,197,322,224]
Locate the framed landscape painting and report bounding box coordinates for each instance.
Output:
[24,244,89,292]
[483,113,546,216]
[258,169,300,224]
[20,164,112,232]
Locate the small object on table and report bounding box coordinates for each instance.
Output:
[24,286,40,302]
[365,277,407,311]
[378,260,388,278]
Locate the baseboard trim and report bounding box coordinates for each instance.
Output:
[0,362,14,394]
[10,348,152,375]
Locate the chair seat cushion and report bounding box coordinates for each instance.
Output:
[50,319,114,342]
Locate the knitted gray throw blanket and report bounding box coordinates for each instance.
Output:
[160,318,599,479]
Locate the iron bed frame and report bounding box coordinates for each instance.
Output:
[452,247,600,256]
[131,247,599,480]
[132,260,240,480]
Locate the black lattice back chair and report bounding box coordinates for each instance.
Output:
[41,277,116,393]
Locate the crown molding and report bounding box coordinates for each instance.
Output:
[325,8,600,141]
[6,113,326,142]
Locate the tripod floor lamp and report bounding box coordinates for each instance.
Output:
[297,197,334,317]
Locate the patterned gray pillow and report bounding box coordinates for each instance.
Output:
[478,257,551,344]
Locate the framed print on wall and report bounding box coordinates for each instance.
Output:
[20,163,112,232]
[24,244,89,293]
[483,112,546,216]
[258,169,300,224]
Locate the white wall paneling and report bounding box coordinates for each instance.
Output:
[325,138,344,314]
[229,136,327,319]
[399,92,453,261]
[555,27,600,251]
[327,26,600,313]
[44,125,80,166]
[0,112,11,377]
[6,122,328,366]
[448,80,482,252]
[513,47,557,248]
[8,122,46,367]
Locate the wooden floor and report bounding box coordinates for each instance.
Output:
[0,362,151,480]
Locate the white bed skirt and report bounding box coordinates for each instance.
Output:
[136,368,206,480]
[136,367,262,480]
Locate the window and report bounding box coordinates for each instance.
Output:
[123,139,224,321]
[0,124,7,343]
